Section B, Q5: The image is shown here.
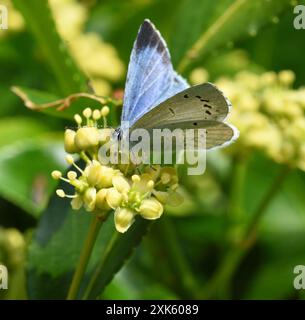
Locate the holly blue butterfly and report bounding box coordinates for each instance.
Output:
[117,19,239,150]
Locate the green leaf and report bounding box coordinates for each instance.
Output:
[235,155,305,298]
[0,117,49,148]
[244,232,305,299]
[27,172,151,299]
[169,0,292,71]
[12,0,87,95]
[12,86,120,123]
[103,267,179,299]
[0,136,65,216]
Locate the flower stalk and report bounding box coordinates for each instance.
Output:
[67,213,107,300]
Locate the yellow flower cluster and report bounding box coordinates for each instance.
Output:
[216,70,305,170]
[49,0,125,95]
[51,108,183,233]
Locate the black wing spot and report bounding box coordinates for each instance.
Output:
[169,108,175,116]
[184,94,189,98]
[200,99,209,102]
[204,104,212,109]
[205,110,212,115]
[193,122,198,126]
[195,95,202,99]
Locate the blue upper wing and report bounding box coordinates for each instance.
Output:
[121,19,189,127]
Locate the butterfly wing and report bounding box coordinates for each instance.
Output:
[130,83,238,150]
[121,19,189,127]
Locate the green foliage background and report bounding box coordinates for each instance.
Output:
[1,0,305,300]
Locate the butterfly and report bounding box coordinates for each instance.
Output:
[116,19,238,151]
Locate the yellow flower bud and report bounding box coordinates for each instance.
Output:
[131,173,153,194]
[56,189,66,198]
[106,187,122,209]
[101,106,110,117]
[83,187,96,212]
[74,114,82,125]
[132,175,141,183]
[74,127,100,150]
[71,196,83,210]
[96,166,117,188]
[114,207,135,233]
[278,70,295,86]
[189,67,209,85]
[83,107,92,118]
[64,129,79,154]
[112,175,131,193]
[86,160,103,186]
[139,198,163,220]
[95,188,110,210]
[261,71,277,86]
[92,109,101,120]
[51,170,62,180]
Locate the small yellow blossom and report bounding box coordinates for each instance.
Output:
[64,129,79,153]
[114,208,135,234]
[74,127,100,150]
[139,198,163,220]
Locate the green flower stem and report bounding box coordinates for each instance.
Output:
[67,214,105,300]
[82,231,120,300]
[155,217,199,299]
[177,0,246,73]
[204,165,291,299]
[227,155,248,224]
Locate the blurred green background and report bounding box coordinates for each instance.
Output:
[1,0,305,300]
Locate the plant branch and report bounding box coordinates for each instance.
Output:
[177,0,246,73]
[82,231,120,300]
[67,214,105,300]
